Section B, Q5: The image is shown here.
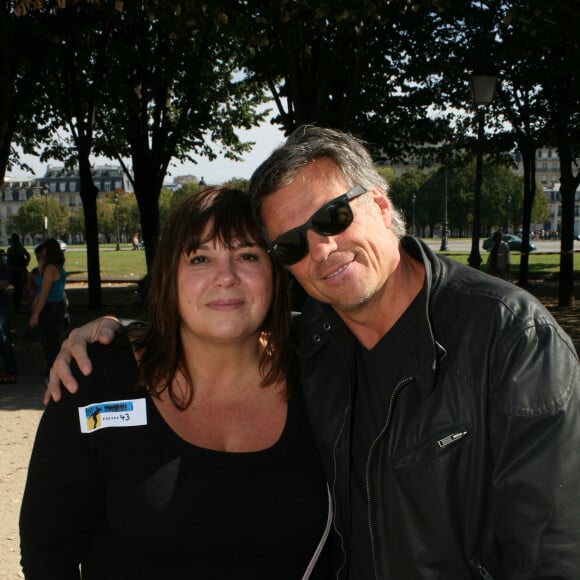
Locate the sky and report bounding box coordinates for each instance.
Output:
[7,116,287,186]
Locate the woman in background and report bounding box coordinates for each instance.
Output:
[28,238,66,383]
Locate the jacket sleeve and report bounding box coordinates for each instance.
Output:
[19,385,105,579]
[487,317,580,579]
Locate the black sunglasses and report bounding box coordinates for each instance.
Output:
[268,184,367,265]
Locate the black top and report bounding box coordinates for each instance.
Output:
[349,290,423,578]
[20,335,331,580]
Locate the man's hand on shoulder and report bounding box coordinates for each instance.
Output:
[44,316,121,405]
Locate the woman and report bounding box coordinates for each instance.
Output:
[20,188,331,579]
[28,238,67,382]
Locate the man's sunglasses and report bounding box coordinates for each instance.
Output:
[268,184,367,265]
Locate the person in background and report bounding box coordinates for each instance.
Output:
[20,187,332,579]
[46,126,580,579]
[6,233,31,313]
[486,229,511,281]
[25,244,44,312]
[0,255,18,383]
[28,238,66,384]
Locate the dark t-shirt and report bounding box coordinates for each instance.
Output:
[348,290,423,578]
[7,244,30,269]
[20,335,331,580]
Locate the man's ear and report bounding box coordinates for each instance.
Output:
[370,187,392,227]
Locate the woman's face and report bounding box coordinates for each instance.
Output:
[176,229,274,346]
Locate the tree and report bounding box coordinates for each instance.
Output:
[38,0,120,308]
[0,2,51,187]
[236,0,446,149]
[8,196,67,240]
[96,1,267,270]
[388,170,427,234]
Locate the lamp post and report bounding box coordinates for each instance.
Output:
[506,194,511,234]
[468,74,496,269]
[440,167,449,251]
[42,185,49,240]
[412,193,416,237]
[114,191,121,251]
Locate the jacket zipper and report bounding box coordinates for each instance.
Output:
[365,376,414,579]
[472,561,496,579]
[332,404,350,580]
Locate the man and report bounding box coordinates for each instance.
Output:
[6,233,31,312]
[48,126,579,579]
[486,229,511,281]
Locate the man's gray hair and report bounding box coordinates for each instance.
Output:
[249,124,406,238]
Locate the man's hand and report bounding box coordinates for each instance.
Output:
[44,316,121,405]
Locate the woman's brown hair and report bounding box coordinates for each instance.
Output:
[129,186,291,409]
[42,238,65,268]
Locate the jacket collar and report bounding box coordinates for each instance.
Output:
[295,236,447,397]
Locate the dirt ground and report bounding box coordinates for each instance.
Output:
[0,282,578,578]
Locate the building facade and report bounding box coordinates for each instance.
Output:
[1,165,133,244]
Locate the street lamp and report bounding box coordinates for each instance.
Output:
[114,191,121,251]
[42,185,49,240]
[468,74,497,269]
[440,167,449,251]
[506,194,511,234]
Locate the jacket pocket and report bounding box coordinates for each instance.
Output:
[391,424,471,470]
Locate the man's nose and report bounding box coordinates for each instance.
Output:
[306,230,338,262]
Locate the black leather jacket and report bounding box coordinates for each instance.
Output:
[293,237,580,580]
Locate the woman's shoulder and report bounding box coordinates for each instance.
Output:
[70,333,142,404]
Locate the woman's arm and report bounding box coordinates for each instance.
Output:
[20,392,104,579]
[29,265,59,326]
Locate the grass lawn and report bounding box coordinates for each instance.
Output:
[29,242,579,282]
[56,245,147,280]
[441,251,580,279]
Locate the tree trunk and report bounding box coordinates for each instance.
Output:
[555,137,579,307]
[557,174,577,307]
[518,143,536,286]
[132,160,163,272]
[78,155,102,309]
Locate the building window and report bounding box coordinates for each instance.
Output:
[6,206,12,215]
[59,182,67,193]
[59,196,65,205]
[114,180,122,189]
[50,183,57,193]
[537,150,543,159]
[69,181,77,192]
[103,181,111,192]
[69,196,75,206]
[541,175,547,183]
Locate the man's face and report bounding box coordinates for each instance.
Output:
[260,157,399,313]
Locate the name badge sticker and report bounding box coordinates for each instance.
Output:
[78,398,147,433]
